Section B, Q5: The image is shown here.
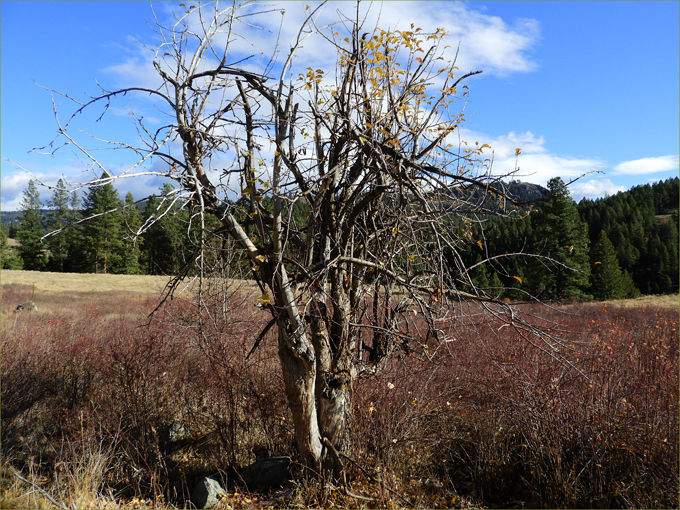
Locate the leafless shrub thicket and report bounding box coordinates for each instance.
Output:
[2,284,677,508]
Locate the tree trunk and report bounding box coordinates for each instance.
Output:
[277,326,324,472]
[308,294,354,475]
[276,283,356,477]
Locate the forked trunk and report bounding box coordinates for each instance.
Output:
[277,291,355,477]
[277,327,324,471]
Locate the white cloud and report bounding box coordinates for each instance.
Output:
[613,155,679,175]
[102,54,162,91]
[1,169,54,211]
[0,160,176,212]
[285,1,540,76]
[1,171,35,196]
[457,128,607,186]
[0,193,25,212]
[100,1,541,91]
[569,179,626,201]
[510,153,606,186]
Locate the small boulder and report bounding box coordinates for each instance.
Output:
[238,456,291,492]
[168,420,192,443]
[191,477,226,509]
[15,301,38,312]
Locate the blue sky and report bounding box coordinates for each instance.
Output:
[2,1,678,211]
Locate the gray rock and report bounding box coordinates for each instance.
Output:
[238,456,291,492]
[16,301,38,311]
[168,420,192,443]
[191,477,226,509]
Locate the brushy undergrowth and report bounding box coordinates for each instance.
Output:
[2,283,678,509]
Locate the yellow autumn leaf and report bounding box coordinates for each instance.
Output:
[256,291,270,307]
[513,275,523,284]
[515,148,522,156]
[594,261,602,265]
[392,226,398,234]
[476,240,483,249]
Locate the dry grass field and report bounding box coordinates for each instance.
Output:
[4,269,677,308]
[1,269,262,301]
[1,269,175,295]
[598,292,679,309]
[1,270,678,509]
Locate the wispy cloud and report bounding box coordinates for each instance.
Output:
[458,129,607,186]
[569,178,626,201]
[449,128,633,200]
[0,160,175,212]
[613,155,679,175]
[1,172,35,211]
[335,1,540,75]
[101,1,541,91]
[102,53,162,91]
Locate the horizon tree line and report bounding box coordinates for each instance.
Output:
[4,174,678,302]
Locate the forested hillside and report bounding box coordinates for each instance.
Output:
[452,177,678,300]
[578,177,679,294]
[2,177,678,299]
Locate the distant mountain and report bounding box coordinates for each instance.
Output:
[0,210,27,225]
[504,180,547,205]
[1,210,51,234]
[443,179,547,215]
[1,203,148,228]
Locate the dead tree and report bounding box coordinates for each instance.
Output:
[23,2,571,475]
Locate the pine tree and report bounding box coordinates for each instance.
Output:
[15,180,47,270]
[142,184,179,275]
[46,178,80,272]
[590,230,635,299]
[65,191,84,272]
[1,230,24,269]
[119,192,142,274]
[530,177,591,301]
[620,270,640,298]
[80,173,125,274]
[141,184,186,275]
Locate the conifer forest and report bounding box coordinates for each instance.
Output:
[3,176,677,301]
